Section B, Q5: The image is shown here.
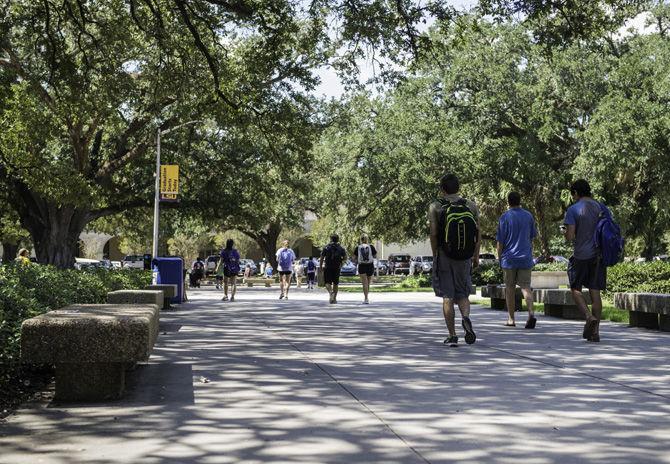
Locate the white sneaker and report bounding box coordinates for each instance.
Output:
[363,299,369,304]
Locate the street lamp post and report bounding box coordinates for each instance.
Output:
[152,120,203,259]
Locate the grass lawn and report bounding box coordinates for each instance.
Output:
[471,298,628,324]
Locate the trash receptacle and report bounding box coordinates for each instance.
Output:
[153,257,184,304]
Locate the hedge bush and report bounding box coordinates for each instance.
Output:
[0,264,151,408]
[606,261,670,295]
[471,264,504,286]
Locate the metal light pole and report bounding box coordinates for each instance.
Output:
[152,120,203,259]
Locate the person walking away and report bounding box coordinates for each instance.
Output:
[243,263,252,283]
[352,234,377,304]
[496,192,537,328]
[219,239,241,301]
[306,257,317,289]
[293,259,304,288]
[563,179,616,343]
[15,248,31,266]
[429,173,480,347]
[260,259,266,277]
[191,257,205,288]
[276,240,296,299]
[320,234,347,304]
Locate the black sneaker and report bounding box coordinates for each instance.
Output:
[462,317,476,345]
[444,336,458,347]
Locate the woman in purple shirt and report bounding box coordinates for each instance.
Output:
[218,239,241,301]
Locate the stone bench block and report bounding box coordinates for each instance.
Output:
[531,271,569,289]
[21,304,160,401]
[246,278,274,287]
[146,284,178,309]
[481,285,523,311]
[107,290,162,309]
[534,289,591,320]
[614,293,670,331]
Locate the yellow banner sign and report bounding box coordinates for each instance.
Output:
[160,165,179,195]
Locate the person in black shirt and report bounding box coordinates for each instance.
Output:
[352,234,377,304]
[320,234,347,304]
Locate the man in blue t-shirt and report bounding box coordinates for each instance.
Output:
[496,192,537,329]
[563,179,610,343]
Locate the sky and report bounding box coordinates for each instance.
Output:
[312,0,478,99]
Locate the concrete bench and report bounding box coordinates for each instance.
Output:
[108,290,163,308]
[245,278,274,287]
[614,293,670,331]
[21,304,160,401]
[146,284,178,309]
[531,271,569,289]
[481,285,523,311]
[534,289,591,320]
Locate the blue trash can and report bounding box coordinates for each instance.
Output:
[153,257,184,304]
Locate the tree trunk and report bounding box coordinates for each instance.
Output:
[2,242,18,264]
[533,197,552,257]
[12,185,89,269]
[244,221,282,269]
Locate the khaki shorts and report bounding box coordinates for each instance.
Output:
[503,268,532,288]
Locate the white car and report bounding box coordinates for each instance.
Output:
[122,255,145,269]
[412,256,434,274]
[74,257,102,270]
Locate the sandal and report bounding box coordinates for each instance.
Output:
[504,322,516,327]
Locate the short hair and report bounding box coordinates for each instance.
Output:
[225,239,234,250]
[508,192,521,207]
[309,256,313,260]
[440,174,460,194]
[360,233,369,243]
[570,179,591,198]
[330,234,339,243]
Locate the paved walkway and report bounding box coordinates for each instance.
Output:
[2,287,670,463]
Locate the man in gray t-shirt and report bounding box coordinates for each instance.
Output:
[429,173,479,347]
[563,179,611,343]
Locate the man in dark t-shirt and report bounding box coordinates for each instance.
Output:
[320,234,347,304]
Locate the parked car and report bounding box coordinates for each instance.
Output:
[340,260,357,276]
[238,258,258,276]
[111,260,122,269]
[375,259,389,276]
[206,255,220,274]
[388,253,411,275]
[479,253,497,266]
[122,255,145,269]
[533,255,569,265]
[75,257,103,271]
[653,255,670,262]
[411,255,433,274]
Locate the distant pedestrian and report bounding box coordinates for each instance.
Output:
[276,240,296,300]
[293,259,304,288]
[243,263,252,282]
[429,173,480,347]
[218,239,241,301]
[265,263,273,277]
[191,257,205,288]
[352,234,377,304]
[320,234,347,304]
[306,256,317,289]
[496,192,537,328]
[563,179,611,343]
[14,248,31,266]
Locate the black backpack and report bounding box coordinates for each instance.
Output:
[440,199,478,260]
[324,243,344,267]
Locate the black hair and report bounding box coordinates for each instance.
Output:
[570,179,592,198]
[330,234,339,243]
[309,256,314,259]
[225,239,234,250]
[440,173,460,194]
[508,191,521,207]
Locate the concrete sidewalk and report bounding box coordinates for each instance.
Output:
[1,287,669,463]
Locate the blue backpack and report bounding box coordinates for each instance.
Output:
[593,203,624,267]
[307,260,316,272]
[279,248,293,269]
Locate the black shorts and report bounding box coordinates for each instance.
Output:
[223,269,237,278]
[307,271,316,280]
[358,263,374,277]
[324,267,340,285]
[568,256,606,291]
[279,270,292,276]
